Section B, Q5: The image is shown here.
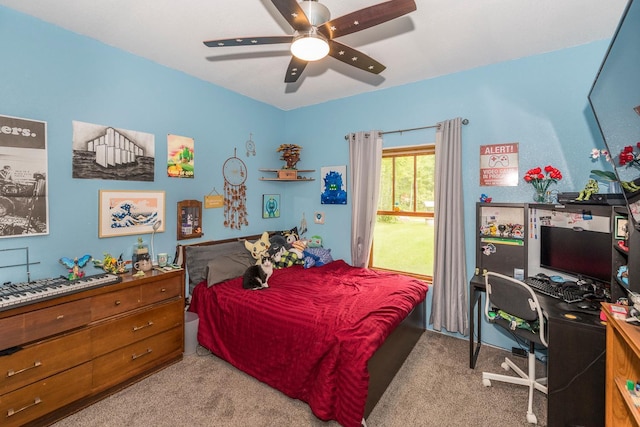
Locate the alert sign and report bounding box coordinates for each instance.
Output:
[480,143,519,186]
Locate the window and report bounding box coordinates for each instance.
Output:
[370,145,435,282]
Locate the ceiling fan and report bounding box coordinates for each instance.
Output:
[203,0,417,83]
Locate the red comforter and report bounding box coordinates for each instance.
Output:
[189,260,428,427]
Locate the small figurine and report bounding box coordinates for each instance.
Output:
[479,194,492,203]
[277,144,302,169]
[575,179,599,201]
[60,254,92,280]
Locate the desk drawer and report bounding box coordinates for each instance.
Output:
[91,299,183,356]
[92,326,182,391]
[0,362,92,427]
[0,329,91,396]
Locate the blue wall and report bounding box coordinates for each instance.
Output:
[0,6,613,351]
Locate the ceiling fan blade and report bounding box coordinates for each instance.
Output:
[319,0,416,39]
[284,56,308,83]
[271,0,311,31]
[328,40,386,75]
[204,36,293,48]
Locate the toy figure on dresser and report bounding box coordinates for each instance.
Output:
[59,254,92,280]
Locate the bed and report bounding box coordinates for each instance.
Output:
[178,235,428,427]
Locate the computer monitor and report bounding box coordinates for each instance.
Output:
[539,225,612,284]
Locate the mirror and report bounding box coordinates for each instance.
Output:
[589,0,640,226]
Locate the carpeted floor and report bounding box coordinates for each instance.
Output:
[52,331,547,426]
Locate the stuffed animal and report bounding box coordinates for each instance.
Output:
[268,234,288,259]
[245,232,271,264]
[308,235,323,248]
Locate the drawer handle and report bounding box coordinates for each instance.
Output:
[132,321,154,331]
[7,397,42,417]
[115,300,121,306]
[56,314,64,320]
[160,288,166,292]
[131,348,152,360]
[7,361,42,377]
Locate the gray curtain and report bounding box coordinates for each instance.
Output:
[348,130,383,268]
[429,118,468,335]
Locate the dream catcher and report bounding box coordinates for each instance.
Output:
[222,149,248,229]
[245,133,256,157]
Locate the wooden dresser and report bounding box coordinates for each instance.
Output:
[602,302,640,426]
[0,269,184,427]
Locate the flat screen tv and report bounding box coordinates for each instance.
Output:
[589,0,640,228]
[540,225,612,283]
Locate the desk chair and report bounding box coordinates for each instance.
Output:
[482,272,548,425]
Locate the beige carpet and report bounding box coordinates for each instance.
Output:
[52,331,547,426]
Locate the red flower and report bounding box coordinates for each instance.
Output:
[618,143,640,167]
[523,164,563,194]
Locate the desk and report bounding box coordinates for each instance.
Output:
[469,274,606,427]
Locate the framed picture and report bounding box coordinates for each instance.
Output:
[262,194,280,218]
[615,216,629,240]
[99,190,165,238]
[320,165,347,204]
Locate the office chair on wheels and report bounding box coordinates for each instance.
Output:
[482,272,548,425]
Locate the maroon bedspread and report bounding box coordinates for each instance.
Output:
[189,260,428,427]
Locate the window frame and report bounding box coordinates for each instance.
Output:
[369,144,435,283]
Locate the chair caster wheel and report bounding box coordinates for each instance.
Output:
[526,413,537,424]
[482,378,491,387]
[501,362,510,371]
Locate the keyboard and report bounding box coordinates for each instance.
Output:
[0,272,122,311]
[524,276,584,304]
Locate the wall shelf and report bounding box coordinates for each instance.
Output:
[259,168,315,182]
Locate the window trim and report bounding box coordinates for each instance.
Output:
[369,144,435,282]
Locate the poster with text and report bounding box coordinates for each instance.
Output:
[0,114,49,237]
[480,143,519,186]
[167,134,194,178]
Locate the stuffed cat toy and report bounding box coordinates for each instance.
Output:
[244,231,271,265]
[242,255,273,290]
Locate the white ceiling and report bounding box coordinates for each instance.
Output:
[0,0,629,110]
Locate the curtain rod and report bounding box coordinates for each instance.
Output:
[344,118,469,140]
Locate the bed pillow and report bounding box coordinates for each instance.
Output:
[185,241,248,290]
[206,250,254,286]
[303,247,334,268]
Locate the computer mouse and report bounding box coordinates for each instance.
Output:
[561,281,579,290]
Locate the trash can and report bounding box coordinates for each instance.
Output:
[184,311,199,355]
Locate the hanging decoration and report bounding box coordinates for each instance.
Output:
[246,133,256,157]
[222,149,248,229]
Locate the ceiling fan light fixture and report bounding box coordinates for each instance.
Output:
[291,30,329,61]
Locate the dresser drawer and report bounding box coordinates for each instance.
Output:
[0,329,91,396]
[0,300,91,351]
[91,299,183,357]
[92,326,182,391]
[0,316,26,352]
[140,276,182,305]
[0,362,92,427]
[91,286,141,321]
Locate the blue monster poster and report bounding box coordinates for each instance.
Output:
[320,165,347,205]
